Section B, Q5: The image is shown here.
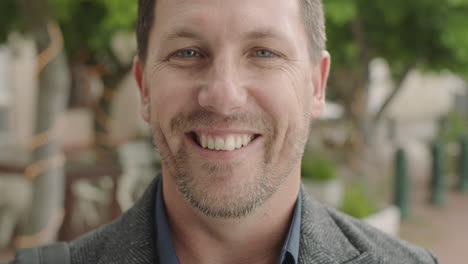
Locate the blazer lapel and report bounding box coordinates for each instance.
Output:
[298,186,363,264]
[90,180,369,264]
[95,178,160,264]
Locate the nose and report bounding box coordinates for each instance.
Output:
[197,55,247,115]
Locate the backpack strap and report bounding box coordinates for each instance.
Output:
[13,242,70,264]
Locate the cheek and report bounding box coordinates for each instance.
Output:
[250,69,309,126]
[148,71,198,132]
[250,70,312,156]
[249,78,304,155]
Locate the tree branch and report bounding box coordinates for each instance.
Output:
[350,16,371,78]
[372,61,417,125]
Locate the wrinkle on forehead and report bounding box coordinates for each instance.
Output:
[154,0,303,41]
[148,0,311,67]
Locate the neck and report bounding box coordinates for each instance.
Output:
[163,169,300,264]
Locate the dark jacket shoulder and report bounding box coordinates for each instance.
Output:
[299,188,439,264]
[69,179,158,264]
[63,180,440,264]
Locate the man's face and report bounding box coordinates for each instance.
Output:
[135,0,329,218]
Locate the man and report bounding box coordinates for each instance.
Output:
[5,0,439,263]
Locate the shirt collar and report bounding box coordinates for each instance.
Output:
[155,178,302,264]
[155,178,181,264]
[279,191,302,264]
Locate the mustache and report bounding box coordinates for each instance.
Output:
[170,110,274,135]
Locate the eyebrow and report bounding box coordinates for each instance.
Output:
[162,27,288,43]
[242,28,288,42]
[162,28,203,42]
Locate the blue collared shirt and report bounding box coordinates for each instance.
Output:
[155,179,301,264]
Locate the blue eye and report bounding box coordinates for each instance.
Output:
[176,49,200,57]
[255,49,275,57]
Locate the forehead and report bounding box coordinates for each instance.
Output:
[152,0,305,43]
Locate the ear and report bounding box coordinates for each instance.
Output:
[311,51,330,119]
[133,56,150,123]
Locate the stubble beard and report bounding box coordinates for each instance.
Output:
[153,110,308,219]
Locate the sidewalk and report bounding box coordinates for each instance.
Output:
[399,180,468,264]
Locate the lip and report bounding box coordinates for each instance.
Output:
[189,128,260,137]
[184,132,262,161]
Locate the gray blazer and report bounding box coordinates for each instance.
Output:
[68,179,439,264]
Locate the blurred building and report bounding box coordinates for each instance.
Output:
[369,58,467,180]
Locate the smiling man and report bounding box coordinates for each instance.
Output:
[3,0,440,263]
[133,0,327,262]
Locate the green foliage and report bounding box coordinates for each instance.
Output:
[437,111,468,175]
[0,0,137,68]
[48,0,77,22]
[325,0,357,26]
[0,1,22,43]
[1,0,466,76]
[441,13,468,65]
[438,111,468,143]
[324,0,468,101]
[340,183,377,219]
[100,0,138,31]
[56,0,137,66]
[301,153,337,182]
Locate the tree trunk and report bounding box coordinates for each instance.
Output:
[93,64,131,161]
[15,0,70,247]
[368,62,416,142]
[329,67,370,166]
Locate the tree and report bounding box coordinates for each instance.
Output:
[1,0,138,160]
[10,0,70,247]
[0,0,137,246]
[49,0,137,159]
[324,0,468,166]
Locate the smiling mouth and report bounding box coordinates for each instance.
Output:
[188,132,259,151]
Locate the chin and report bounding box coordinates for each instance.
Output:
[173,162,282,218]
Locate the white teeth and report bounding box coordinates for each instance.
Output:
[242,135,251,146]
[196,134,254,151]
[225,136,236,151]
[208,137,215,149]
[215,137,223,150]
[235,136,243,149]
[201,135,208,148]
